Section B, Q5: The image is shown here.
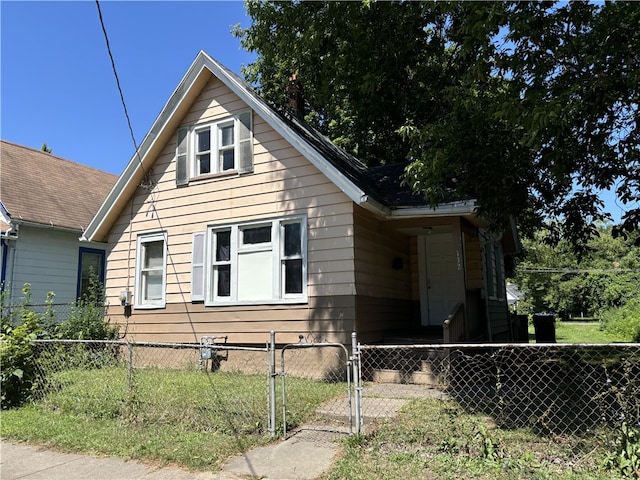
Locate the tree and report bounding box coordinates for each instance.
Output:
[40,143,52,153]
[514,226,640,320]
[235,1,639,247]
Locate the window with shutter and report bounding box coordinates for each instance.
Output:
[191,232,205,301]
[237,110,253,174]
[176,127,189,186]
[177,110,253,183]
[203,216,307,306]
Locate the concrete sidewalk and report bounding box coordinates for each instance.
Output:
[0,436,341,480]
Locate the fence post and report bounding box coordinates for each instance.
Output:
[351,332,363,435]
[126,341,133,393]
[268,330,277,437]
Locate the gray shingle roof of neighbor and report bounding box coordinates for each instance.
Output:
[0,140,118,232]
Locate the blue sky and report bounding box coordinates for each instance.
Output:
[1,1,632,223]
[1,0,254,175]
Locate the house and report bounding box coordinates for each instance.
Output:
[82,51,519,345]
[0,140,118,308]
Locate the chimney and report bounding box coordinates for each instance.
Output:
[285,74,304,116]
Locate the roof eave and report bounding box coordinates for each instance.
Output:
[204,53,369,206]
[84,54,213,242]
[388,200,478,218]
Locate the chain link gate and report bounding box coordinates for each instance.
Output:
[276,335,357,439]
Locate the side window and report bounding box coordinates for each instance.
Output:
[282,221,303,296]
[135,232,167,308]
[77,248,105,301]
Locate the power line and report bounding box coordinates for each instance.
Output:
[95,0,145,178]
[519,268,640,274]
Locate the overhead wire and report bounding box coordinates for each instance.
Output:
[94,0,199,343]
[95,0,147,180]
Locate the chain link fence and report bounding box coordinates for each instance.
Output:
[358,343,640,437]
[2,303,80,325]
[16,337,640,457]
[27,336,355,440]
[31,339,272,437]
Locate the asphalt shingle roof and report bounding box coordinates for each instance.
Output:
[0,140,118,232]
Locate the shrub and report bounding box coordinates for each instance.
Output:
[56,272,119,341]
[0,284,43,408]
[601,298,640,342]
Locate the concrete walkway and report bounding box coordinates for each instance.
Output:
[1,384,446,480]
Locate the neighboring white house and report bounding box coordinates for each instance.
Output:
[0,140,117,307]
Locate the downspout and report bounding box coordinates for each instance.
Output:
[1,225,15,289]
[479,230,493,342]
[1,225,18,300]
[1,238,8,290]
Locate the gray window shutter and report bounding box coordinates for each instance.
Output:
[176,127,189,186]
[237,111,253,174]
[191,231,205,301]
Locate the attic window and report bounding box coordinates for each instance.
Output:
[176,110,253,186]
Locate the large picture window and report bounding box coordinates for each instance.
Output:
[135,232,167,308]
[203,216,306,305]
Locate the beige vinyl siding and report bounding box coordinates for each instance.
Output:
[103,75,357,343]
[353,207,411,298]
[352,207,414,339]
[464,230,483,290]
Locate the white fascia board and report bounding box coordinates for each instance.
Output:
[0,201,11,225]
[84,54,210,242]
[359,195,391,216]
[14,218,83,235]
[389,199,478,218]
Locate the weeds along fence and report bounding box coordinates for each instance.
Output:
[24,338,640,443]
[358,343,640,437]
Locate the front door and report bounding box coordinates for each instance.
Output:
[418,227,463,326]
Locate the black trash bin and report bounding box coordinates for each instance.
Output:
[533,313,556,343]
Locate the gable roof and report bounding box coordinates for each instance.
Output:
[0,140,118,233]
[83,51,477,242]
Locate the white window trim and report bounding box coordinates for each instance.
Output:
[135,231,167,309]
[190,113,246,178]
[204,215,307,306]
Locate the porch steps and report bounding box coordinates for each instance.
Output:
[365,345,448,387]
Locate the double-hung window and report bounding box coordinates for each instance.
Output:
[194,120,236,175]
[135,232,167,308]
[199,216,307,305]
[176,110,253,185]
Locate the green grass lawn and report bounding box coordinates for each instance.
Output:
[0,367,345,471]
[528,320,625,343]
